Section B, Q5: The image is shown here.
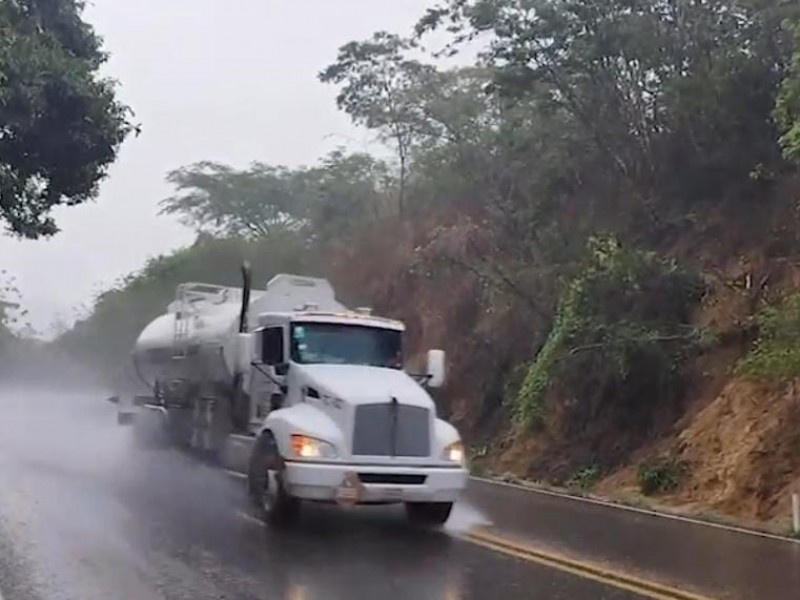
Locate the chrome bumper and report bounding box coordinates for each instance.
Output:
[284,461,469,503]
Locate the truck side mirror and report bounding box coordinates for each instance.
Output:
[261,327,285,365]
[427,349,446,388]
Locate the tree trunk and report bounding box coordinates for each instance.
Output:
[398,152,407,217]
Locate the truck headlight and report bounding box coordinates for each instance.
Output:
[443,441,466,465]
[291,434,338,459]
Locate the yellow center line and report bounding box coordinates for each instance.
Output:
[464,528,717,600]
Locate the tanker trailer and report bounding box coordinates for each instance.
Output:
[109,266,469,526]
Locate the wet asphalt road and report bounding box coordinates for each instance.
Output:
[467,475,800,599]
[0,390,644,600]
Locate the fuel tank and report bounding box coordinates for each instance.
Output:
[130,274,344,391]
[132,283,246,390]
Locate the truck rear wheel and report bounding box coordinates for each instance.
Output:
[405,502,453,526]
[247,432,300,526]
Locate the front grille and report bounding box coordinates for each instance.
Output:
[358,473,427,485]
[352,403,430,457]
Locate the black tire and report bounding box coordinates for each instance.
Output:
[247,432,300,526]
[405,502,453,526]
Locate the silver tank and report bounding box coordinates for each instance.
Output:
[132,283,250,390]
[131,275,345,391]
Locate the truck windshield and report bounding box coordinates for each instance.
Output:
[290,322,402,369]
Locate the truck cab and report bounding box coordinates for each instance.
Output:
[245,308,468,525]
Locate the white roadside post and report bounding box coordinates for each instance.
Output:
[792,492,800,536]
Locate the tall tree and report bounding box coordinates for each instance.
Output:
[319,32,436,216]
[161,152,393,241]
[160,162,306,238]
[0,0,134,238]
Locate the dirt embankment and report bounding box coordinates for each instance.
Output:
[593,251,800,529]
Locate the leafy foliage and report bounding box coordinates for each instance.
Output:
[160,150,393,241]
[300,150,395,237]
[0,0,134,237]
[320,32,439,214]
[0,293,18,352]
[776,19,800,162]
[515,235,704,428]
[0,270,24,339]
[738,294,800,382]
[566,464,601,491]
[637,457,685,495]
[161,162,306,238]
[0,271,38,380]
[419,0,798,209]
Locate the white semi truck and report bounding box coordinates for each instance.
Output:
[110,266,468,526]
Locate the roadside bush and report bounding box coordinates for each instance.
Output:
[566,465,601,491]
[637,458,686,496]
[738,294,800,382]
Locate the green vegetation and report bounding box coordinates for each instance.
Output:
[515,236,704,429]
[319,32,435,214]
[0,0,134,238]
[637,458,686,496]
[566,465,601,491]
[777,19,800,161]
[0,271,23,353]
[738,294,800,382]
[419,0,797,206]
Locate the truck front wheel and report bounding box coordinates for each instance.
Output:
[405,502,453,526]
[247,432,300,526]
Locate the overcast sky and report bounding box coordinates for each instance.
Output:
[0,0,437,334]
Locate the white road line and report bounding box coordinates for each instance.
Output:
[471,476,800,545]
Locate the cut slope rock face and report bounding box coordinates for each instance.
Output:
[677,379,800,523]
